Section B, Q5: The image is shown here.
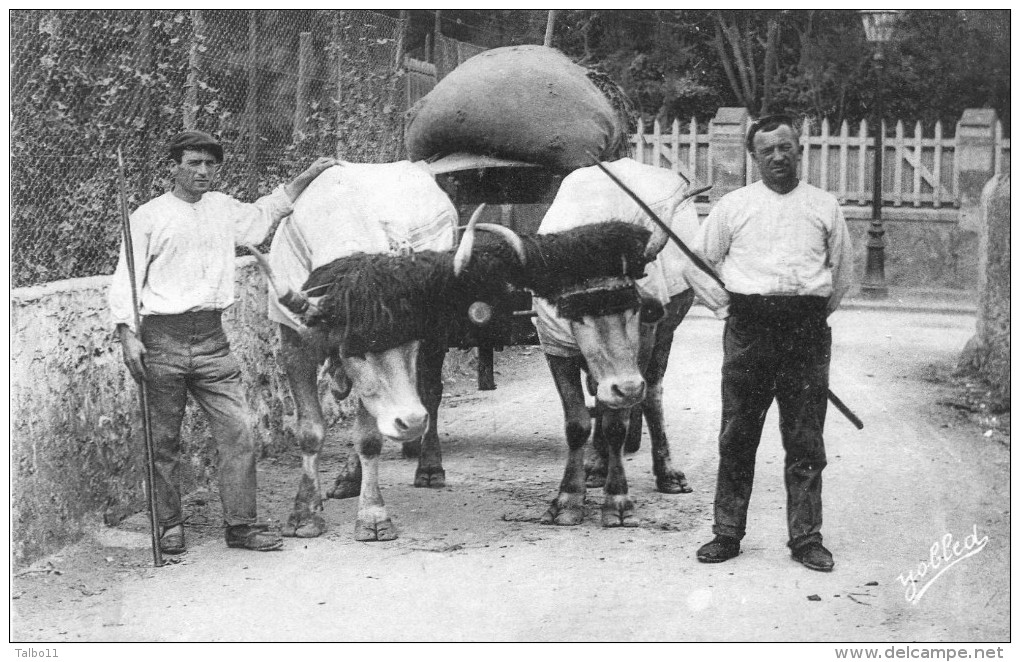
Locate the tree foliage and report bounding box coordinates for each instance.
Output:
[499,9,1009,131]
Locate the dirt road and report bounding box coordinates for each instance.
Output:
[10,305,1009,642]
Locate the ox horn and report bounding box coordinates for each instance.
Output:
[242,244,311,316]
[453,204,486,277]
[453,204,527,276]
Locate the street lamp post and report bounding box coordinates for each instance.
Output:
[859,10,900,299]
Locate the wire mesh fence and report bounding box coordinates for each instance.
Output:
[11,9,408,288]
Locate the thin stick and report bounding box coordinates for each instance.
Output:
[117,147,164,567]
[826,389,864,430]
[587,155,723,289]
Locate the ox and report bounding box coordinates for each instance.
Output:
[262,247,509,541]
[259,161,459,540]
[456,212,675,527]
[507,158,707,526]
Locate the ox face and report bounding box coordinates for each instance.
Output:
[569,308,645,409]
[555,277,651,410]
[341,340,429,442]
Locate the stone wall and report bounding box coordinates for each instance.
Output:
[692,204,977,292]
[12,275,137,564]
[10,258,348,566]
[957,173,1010,406]
[843,212,978,290]
[980,175,1011,404]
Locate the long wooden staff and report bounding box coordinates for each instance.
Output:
[590,157,864,430]
[117,147,164,566]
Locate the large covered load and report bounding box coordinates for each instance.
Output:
[406,45,627,171]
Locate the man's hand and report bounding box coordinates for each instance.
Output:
[301,156,338,180]
[118,324,148,383]
[285,157,340,202]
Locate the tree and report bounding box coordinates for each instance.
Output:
[709,10,782,115]
[893,10,1010,131]
[547,10,1010,131]
[770,11,871,127]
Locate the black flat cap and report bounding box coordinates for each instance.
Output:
[168,130,224,163]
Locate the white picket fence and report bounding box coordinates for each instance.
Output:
[631,117,1011,208]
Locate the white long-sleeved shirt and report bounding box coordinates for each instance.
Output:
[109,187,293,330]
[688,180,854,319]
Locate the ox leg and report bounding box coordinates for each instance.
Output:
[589,402,641,484]
[601,408,638,527]
[585,399,609,488]
[324,359,363,500]
[327,451,363,500]
[353,403,397,541]
[586,383,640,487]
[278,325,328,538]
[646,379,691,494]
[412,335,447,488]
[624,405,643,453]
[541,355,591,526]
[622,310,660,455]
[646,291,695,494]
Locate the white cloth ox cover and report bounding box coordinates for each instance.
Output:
[267,161,457,330]
[532,158,700,357]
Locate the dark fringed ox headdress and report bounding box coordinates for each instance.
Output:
[302,251,459,356]
[302,221,653,354]
[458,220,652,320]
[522,221,650,298]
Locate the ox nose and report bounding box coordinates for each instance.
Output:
[601,377,646,409]
[393,408,428,437]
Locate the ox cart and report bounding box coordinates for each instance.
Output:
[425,153,563,390]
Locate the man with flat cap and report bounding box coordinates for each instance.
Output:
[109,130,335,553]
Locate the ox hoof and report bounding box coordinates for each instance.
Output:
[601,495,638,528]
[327,476,361,500]
[354,517,397,542]
[413,467,446,488]
[282,512,326,538]
[656,470,693,494]
[401,440,421,459]
[541,493,585,526]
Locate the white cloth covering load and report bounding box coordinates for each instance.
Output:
[267,161,457,330]
[532,158,702,357]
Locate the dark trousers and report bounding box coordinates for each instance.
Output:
[711,295,831,550]
[140,312,257,529]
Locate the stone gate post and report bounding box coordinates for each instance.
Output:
[709,107,750,202]
[957,109,998,233]
[956,109,999,292]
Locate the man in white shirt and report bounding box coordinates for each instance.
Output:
[688,114,854,572]
[109,130,335,554]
